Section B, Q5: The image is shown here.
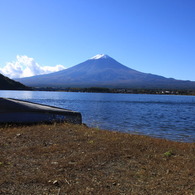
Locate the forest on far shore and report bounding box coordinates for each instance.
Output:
[33,87,195,95]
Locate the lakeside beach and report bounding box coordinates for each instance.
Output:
[1,1,195,194]
[0,123,194,194]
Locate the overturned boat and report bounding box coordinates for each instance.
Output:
[0,98,82,125]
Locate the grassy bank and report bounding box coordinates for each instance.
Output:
[0,123,194,194]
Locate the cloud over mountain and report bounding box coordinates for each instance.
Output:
[0,55,65,78]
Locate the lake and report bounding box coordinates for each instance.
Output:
[1,90,195,142]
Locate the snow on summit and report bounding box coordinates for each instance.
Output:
[90,54,109,60]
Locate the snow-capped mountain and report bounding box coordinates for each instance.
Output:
[15,54,195,89]
[90,54,109,60]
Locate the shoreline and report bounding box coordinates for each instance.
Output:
[0,123,194,194]
[2,122,194,143]
[1,88,195,96]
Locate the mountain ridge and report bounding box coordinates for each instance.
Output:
[15,54,195,89]
[0,73,28,90]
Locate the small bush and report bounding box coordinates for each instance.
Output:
[164,150,174,157]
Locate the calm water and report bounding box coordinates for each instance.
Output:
[1,90,195,142]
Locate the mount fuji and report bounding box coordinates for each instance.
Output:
[15,54,195,89]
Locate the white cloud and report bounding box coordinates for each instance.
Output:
[0,55,66,78]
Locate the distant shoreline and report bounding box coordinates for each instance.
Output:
[10,86,195,96]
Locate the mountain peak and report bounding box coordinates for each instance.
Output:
[90,54,109,60]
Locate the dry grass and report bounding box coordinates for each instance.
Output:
[0,123,194,195]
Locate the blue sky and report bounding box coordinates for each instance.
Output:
[0,0,195,81]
